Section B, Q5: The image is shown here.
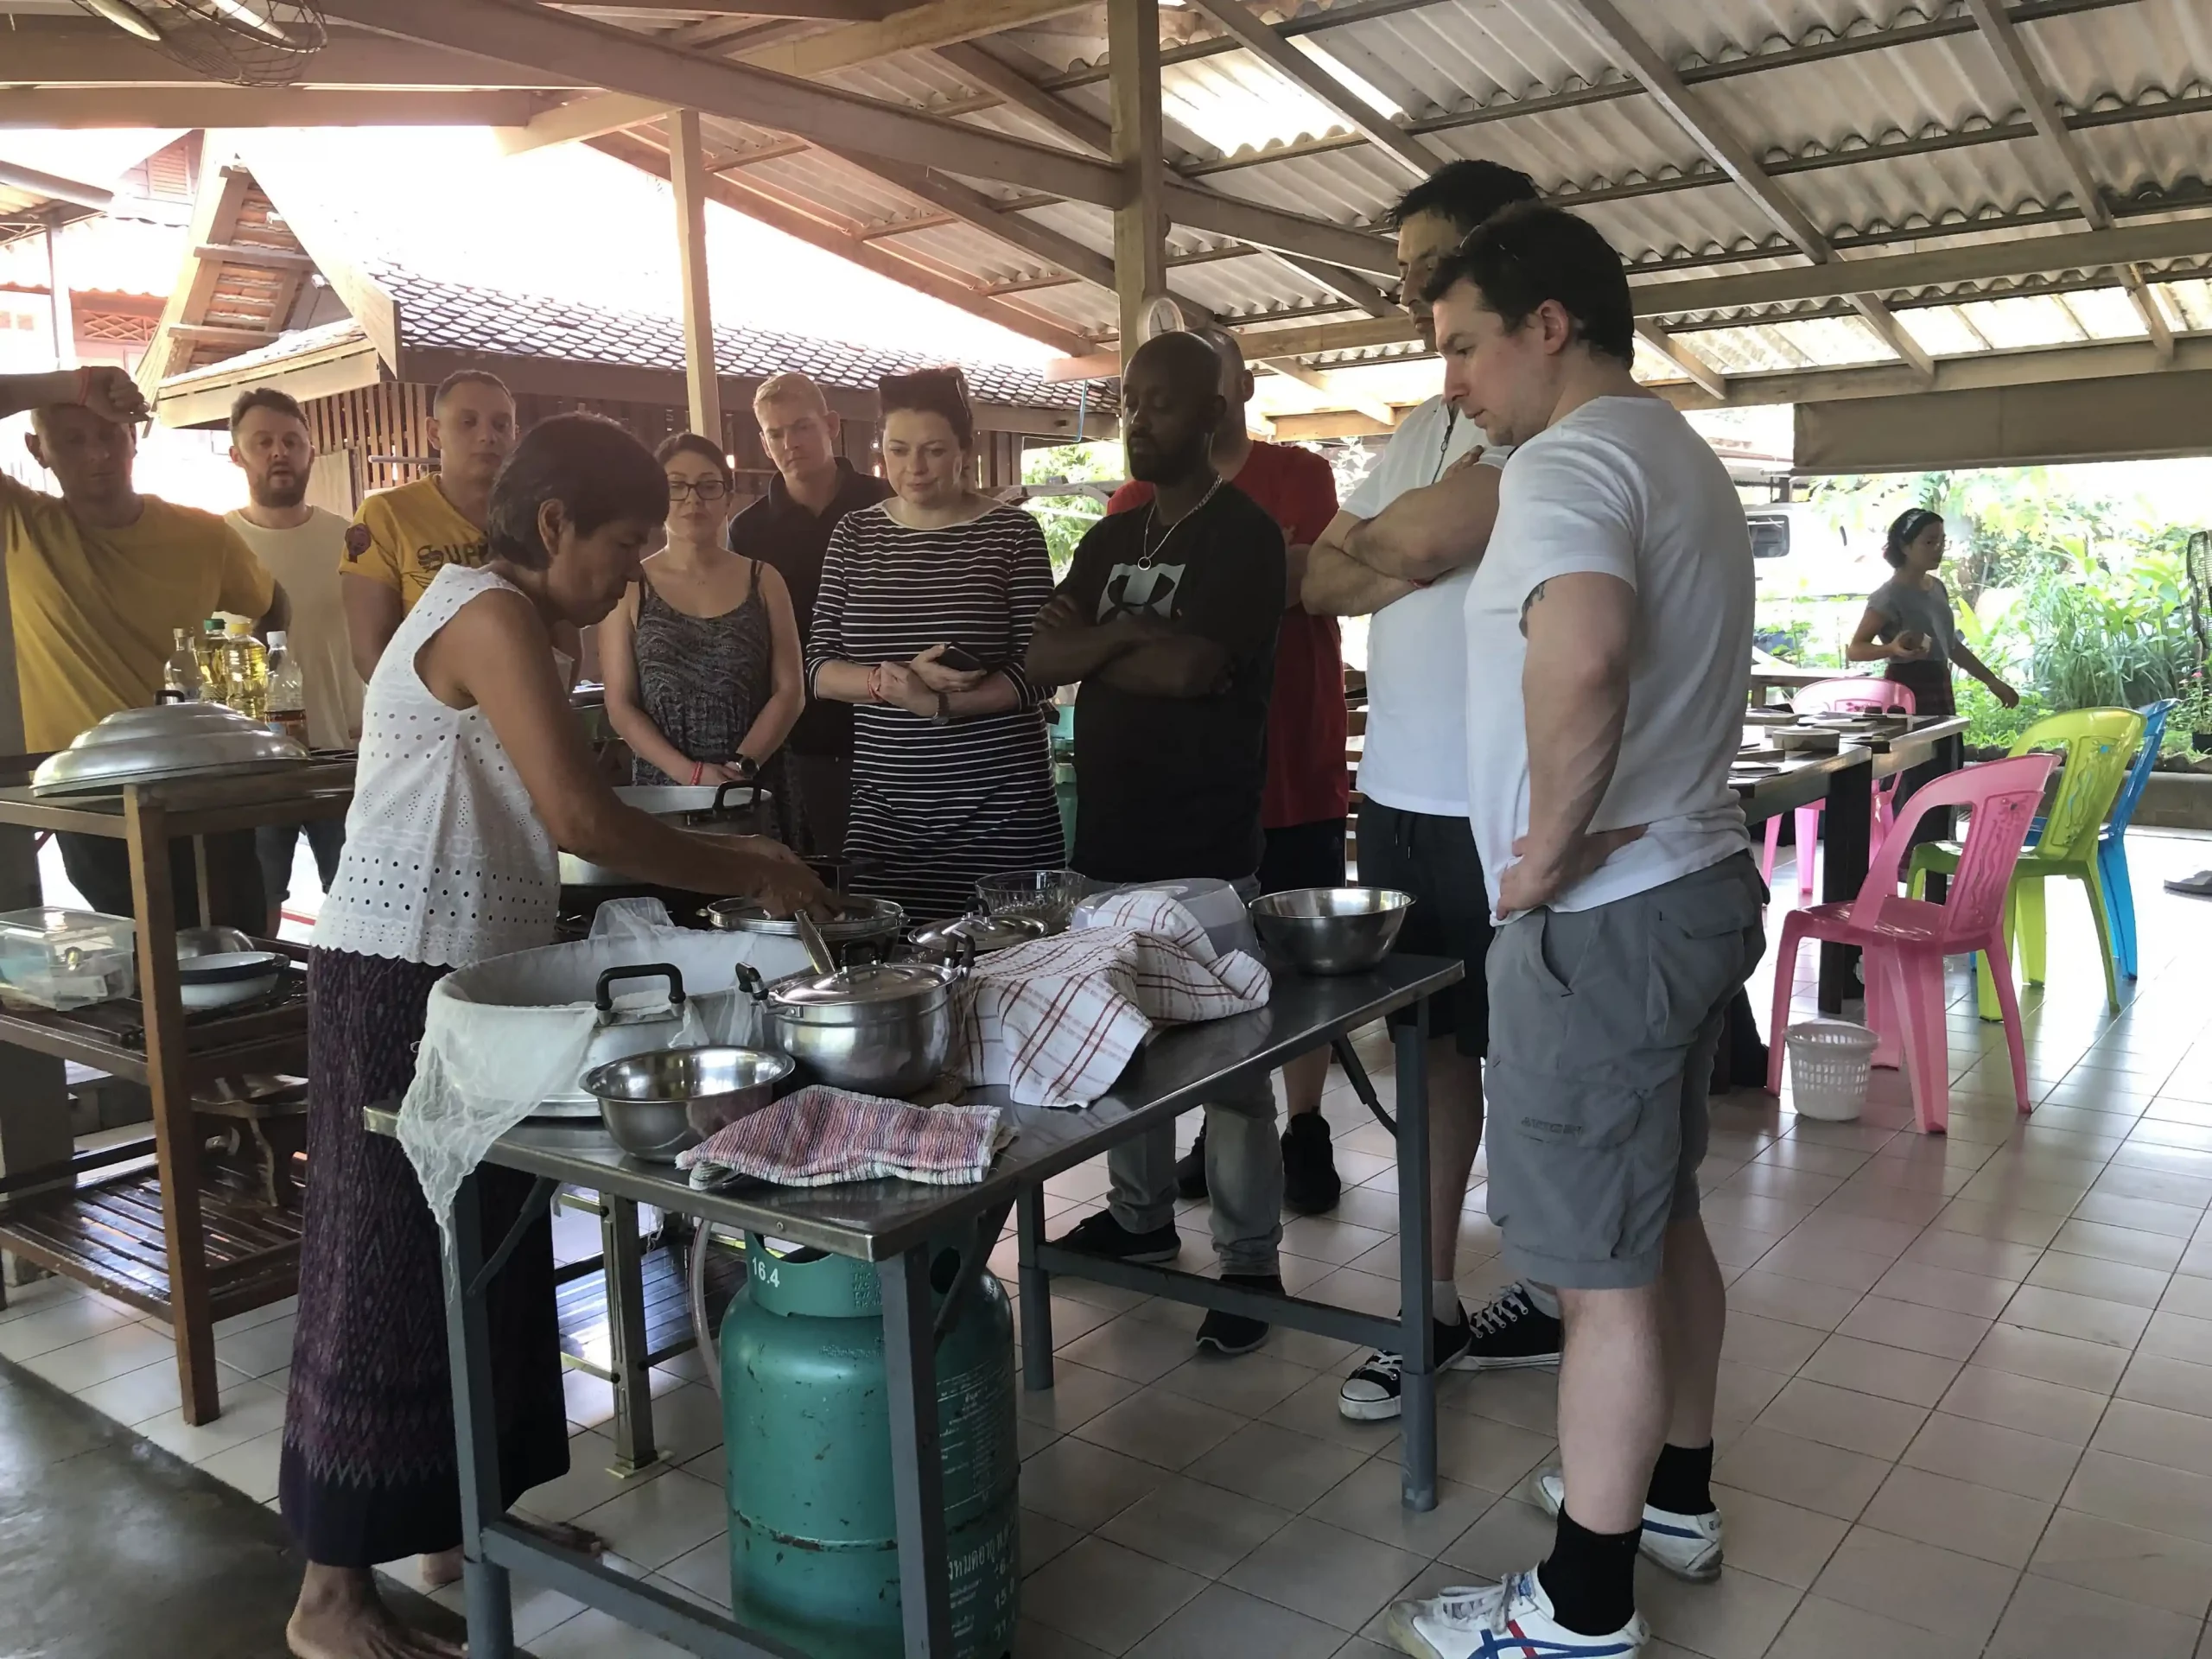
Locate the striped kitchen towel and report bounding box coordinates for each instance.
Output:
[676,1084,1007,1188]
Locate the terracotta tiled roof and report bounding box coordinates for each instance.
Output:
[375,265,1100,413]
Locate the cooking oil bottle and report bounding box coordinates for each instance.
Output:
[195,619,230,707]
[222,620,269,721]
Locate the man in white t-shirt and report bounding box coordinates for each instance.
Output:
[1382,207,1764,1659]
[226,387,364,931]
[1301,160,1568,1424]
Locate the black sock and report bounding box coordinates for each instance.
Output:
[1646,1440,1716,1516]
[1536,1509,1641,1637]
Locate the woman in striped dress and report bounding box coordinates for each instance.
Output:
[805,368,1064,921]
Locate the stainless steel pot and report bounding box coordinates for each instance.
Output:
[701,893,905,949]
[906,909,1050,963]
[747,954,966,1096]
[581,1044,794,1163]
[559,783,774,887]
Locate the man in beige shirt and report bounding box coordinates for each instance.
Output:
[226,386,363,931]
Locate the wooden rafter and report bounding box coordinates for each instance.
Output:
[1183,0,1443,184]
[588,129,1091,354]
[495,0,1096,155]
[1961,0,2176,359]
[931,41,1114,157]
[1260,359,1398,427]
[1567,0,1934,381]
[1635,323,1727,398]
[0,88,543,128]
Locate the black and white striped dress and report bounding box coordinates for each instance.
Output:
[805,500,1064,922]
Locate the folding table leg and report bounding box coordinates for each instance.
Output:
[1015,1185,1055,1389]
[1394,1005,1437,1512]
[442,1173,522,1659]
[601,1195,659,1474]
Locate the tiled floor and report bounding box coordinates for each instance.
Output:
[5,829,2212,1658]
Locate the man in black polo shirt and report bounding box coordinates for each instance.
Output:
[728,371,892,855]
[1026,330,1287,1356]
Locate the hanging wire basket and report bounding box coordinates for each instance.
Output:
[73,0,327,86]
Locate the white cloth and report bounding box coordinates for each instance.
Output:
[396,901,809,1228]
[1464,395,1753,914]
[951,890,1271,1109]
[1342,395,1507,818]
[225,507,365,750]
[315,564,559,967]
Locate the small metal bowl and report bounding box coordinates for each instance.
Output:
[1248,887,1414,976]
[580,1046,794,1164]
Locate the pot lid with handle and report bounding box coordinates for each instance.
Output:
[766,959,959,1007]
[908,911,1049,957]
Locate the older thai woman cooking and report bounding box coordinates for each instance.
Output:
[279,413,828,1659]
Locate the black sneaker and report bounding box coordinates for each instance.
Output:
[1175,1126,1208,1200]
[1337,1307,1475,1421]
[1052,1210,1181,1264]
[1195,1272,1281,1355]
[1280,1112,1342,1215]
[1462,1281,1564,1370]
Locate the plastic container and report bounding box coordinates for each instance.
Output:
[0,907,137,1011]
[1784,1019,1878,1121]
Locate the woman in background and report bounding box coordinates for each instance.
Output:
[601,433,807,845]
[1847,506,2018,843]
[804,368,1063,920]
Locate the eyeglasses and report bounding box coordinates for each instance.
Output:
[667,478,730,502]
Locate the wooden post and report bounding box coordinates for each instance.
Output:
[45,211,76,370]
[668,108,723,442]
[1107,0,1166,375]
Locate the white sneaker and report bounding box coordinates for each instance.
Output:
[1535,1469,1724,1583]
[1383,1569,1647,1658]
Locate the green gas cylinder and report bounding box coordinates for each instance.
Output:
[721,1235,1020,1658]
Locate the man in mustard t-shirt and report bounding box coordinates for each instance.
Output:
[338,368,517,679]
[1,366,289,930]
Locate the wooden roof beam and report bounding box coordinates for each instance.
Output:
[1962,0,2175,359]
[493,0,1095,156]
[193,241,317,270]
[931,41,1114,157]
[1567,0,1933,381]
[1634,322,1726,399]
[1182,0,1444,184]
[0,88,543,128]
[1260,359,1399,427]
[588,129,1091,355]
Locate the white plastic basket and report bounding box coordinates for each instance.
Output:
[1784,1020,1878,1122]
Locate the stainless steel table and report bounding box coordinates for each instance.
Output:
[369,950,1462,1659]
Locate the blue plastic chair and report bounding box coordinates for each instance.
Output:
[2029,697,2175,979]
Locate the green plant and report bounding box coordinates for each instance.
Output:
[1956,680,2049,752]
[1020,440,1121,580]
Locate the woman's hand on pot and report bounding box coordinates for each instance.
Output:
[910,645,988,694]
[741,855,835,919]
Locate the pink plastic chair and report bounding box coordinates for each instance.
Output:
[1760,677,1918,904]
[1765,753,2056,1134]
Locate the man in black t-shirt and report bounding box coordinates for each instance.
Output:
[1027,330,1287,1357]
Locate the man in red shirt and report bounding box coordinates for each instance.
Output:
[1106,326,1349,1213]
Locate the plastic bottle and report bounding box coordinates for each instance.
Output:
[222,620,269,721]
[266,630,308,746]
[162,627,207,702]
[195,618,228,706]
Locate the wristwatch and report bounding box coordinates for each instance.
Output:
[929,690,953,727]
[732,753,760,783]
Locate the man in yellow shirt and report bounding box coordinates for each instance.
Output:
[339,369,516,680]
[2,366,289,930]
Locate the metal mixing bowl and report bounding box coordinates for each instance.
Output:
[580,1046,794,1164]
[1248,887,1414,976]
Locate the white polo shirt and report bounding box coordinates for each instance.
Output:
[1343,395,1506,818]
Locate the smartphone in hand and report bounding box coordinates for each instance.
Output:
[936,644,987,673]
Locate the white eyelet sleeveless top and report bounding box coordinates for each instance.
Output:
[314,564,559,968]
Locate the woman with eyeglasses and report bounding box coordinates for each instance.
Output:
[807,367,1063,920]
[601,431,808,842]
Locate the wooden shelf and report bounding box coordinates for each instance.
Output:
[0,969,308,1086]
[0,1162,301,1325]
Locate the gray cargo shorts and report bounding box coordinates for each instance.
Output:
[1484,853,1767,1291]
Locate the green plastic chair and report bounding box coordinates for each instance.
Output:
[1908,708,2145,1019]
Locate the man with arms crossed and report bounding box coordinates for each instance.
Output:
[226,387,364,931]
[1107,325,1349,1213]
[728,372,891,856]
[1027,331,1290,1356]
[1301,160,1567,1421]
[2,366,285,933]
[1383,205,1763,1658]
[340,369,518,679]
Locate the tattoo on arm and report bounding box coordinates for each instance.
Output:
[1519,580,1549,635]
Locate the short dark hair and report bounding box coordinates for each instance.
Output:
[486,413,666,571]
[1422,202,1636,366]
[1386,159,1541,235]
[433,368,512,411]
[653,430,734,487]
[1885,507,1943,567]
[878,366,974,448]
[228,385,306,435]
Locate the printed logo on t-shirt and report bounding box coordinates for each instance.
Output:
[343,524,372,562]
[415,540,488,578]
[1097,562,1185,620]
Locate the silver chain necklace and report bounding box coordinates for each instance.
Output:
[1135,473,1225,569]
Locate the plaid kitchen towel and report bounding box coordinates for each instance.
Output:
[677,1085,1007,1188]
[950,891,1271,1109]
